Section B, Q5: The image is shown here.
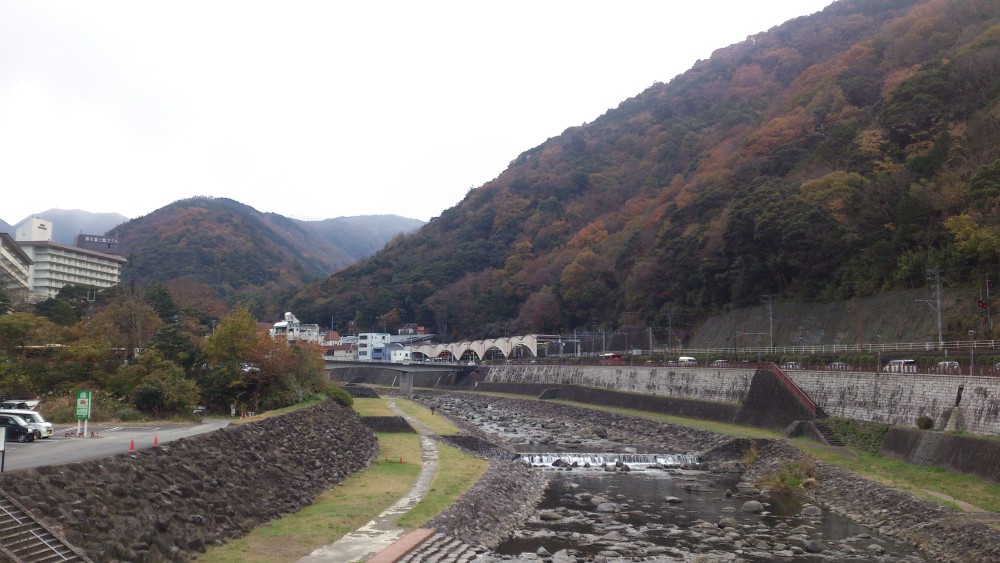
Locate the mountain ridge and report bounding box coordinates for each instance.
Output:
[113,197,422,319]
[5,199,422,320]
[285,0,1000,343]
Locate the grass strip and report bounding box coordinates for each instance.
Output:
[198,431,421,562]
[397,442,489,528]
[199,395,485,561]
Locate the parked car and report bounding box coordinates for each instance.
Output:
[829,361,849,370]
[0,409,52,439]
[711,359,729,367]
[0,414,36,443]
[781,361,803,370]
[0,399,39,410]
[936,361,960,373]
[883,359,917,373]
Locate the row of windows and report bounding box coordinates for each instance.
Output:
[32,255,120,272]
[33,265,118,279]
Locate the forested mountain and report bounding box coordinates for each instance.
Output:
[117,197,421,319]
[297,215,424,260]
[287,0,1000,343]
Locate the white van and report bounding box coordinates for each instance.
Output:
[678,356,697,366]
[0,409,53,439]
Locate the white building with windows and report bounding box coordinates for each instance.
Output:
[357,333,391,362]
[0,233,33,303]
[269,312,323,344]
[17,241,127,299]
[15,217,53,243]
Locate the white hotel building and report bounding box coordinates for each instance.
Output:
[14,218,127,299]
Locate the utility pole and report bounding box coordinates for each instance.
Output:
[987,276,995,332]
[761,294,773,351]
[969,330,976,376]
[667,310,673,353]
[874,334,882,374]
[929,269,943,347]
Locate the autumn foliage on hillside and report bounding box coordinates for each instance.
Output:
[115,197,421,319]
[289,0,1000,341]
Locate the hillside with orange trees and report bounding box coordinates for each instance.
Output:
[286,0,1000,342]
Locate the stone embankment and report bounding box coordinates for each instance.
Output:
[0,400,378,563]
[411,391,1000,562]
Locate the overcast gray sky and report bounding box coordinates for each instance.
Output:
[1,0,833,225]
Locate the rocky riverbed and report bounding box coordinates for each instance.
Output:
[407,390,1000,562]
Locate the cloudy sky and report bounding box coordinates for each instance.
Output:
[1,0,833,226]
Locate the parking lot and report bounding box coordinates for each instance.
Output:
[0,419,231,472]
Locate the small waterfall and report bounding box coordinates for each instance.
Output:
[519,452,700,468]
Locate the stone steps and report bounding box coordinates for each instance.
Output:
[813,420,844,446]
[396,532,488,562]
[0,496,89,563]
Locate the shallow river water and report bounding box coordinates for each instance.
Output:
[494,464,927,561]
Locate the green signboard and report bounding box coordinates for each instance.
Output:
[75,390,92,420]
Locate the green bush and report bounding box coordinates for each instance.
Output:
[757,457,818,495]
[116,405,145,421]
[916,415,934,430]
[824,417,891,454]
[322,382,354,407]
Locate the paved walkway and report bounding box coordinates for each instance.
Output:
[297,400,439,563]
[922,489,1000,522]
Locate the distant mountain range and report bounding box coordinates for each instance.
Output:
[120,197,423,319]
[9,199,423,319]
[7,209,129,244]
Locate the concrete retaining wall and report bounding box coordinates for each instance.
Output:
[456,382,740,423]
[785,371,1000,435]
[880,428,1000,483]
[485,364,754,404]
[485,365,1000,437]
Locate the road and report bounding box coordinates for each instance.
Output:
[0,418,231,472]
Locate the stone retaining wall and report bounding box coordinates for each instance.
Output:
[485,364,1000,437]
[785,371,1000,435]
[441,382,740,423]
[361,416,416,433]
[485,364,753,404]
[880,428,1000,483]
[0,400,378,562]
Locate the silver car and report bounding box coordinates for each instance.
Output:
[0,409,53,439]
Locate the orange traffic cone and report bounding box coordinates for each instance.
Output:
[129,439,135,452]
[153,436,159,446]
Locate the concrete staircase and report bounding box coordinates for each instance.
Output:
[813,420,844,446]
[395,532,488,562]
[0,493,90,563]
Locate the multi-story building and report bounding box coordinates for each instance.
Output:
[357,333,391,361]
[12,217,128,300]
[0,233,33,304]
[268,312,323,344]
[17,241,128,299]
[14,217,53,243]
